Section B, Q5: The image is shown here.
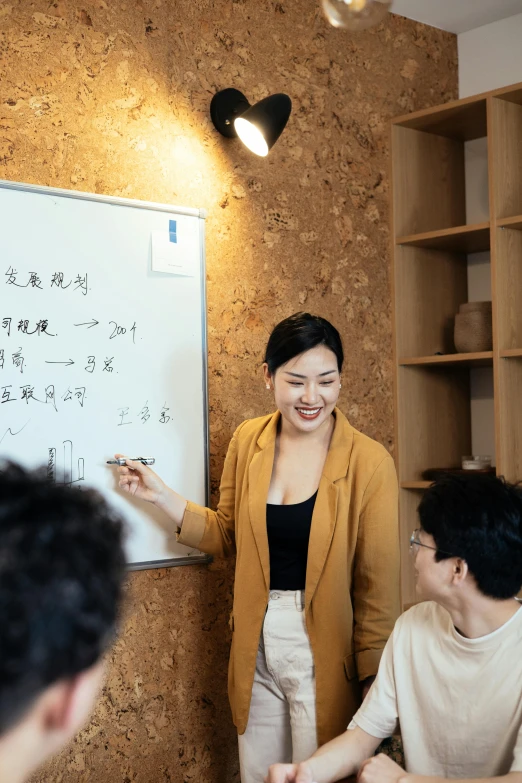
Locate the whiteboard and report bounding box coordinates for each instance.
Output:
[0,179,211,569]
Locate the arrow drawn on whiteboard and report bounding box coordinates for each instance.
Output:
[73,319,99,329]
[45,359,75,367]
[0,419,30,445]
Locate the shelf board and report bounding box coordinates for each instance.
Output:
[396,222,490,253]
[500,348,522,358]
[400,481,431,490]
[399,352,493,368]
[497,215,522,231]
[392,96,487,141]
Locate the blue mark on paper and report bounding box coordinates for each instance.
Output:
[169,220,177,244]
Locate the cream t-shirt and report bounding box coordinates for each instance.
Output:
[349,600,522,778]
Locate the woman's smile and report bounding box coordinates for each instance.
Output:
[295,406,323,421]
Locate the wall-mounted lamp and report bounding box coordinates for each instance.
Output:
[210,88,292,157]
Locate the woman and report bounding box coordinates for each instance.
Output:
[116,312,400,783]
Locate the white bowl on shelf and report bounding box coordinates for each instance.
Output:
[461,455,492,470]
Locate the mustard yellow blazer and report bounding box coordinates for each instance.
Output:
[178,407,400,745]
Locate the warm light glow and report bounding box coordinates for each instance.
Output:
[321,0,391,30]
[234,118,269,157]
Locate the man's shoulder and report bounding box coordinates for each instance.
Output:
[394,601,449,640]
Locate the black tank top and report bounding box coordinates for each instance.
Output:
[266,491,318,590]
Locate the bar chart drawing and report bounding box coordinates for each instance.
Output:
[47,440,85,486]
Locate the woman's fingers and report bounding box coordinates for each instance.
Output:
[113,454,133,477]
[116,456,156,482]
[125,457,152,474]
[113,454,161,503]
[113,454,150,478]
[119,473,136,484]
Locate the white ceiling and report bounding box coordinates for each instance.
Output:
[391,0,522,34]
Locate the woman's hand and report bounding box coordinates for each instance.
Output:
[114,454,168,506]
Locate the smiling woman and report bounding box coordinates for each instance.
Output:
[114,312,400,783]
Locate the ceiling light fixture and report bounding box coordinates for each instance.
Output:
[321,0,392,30]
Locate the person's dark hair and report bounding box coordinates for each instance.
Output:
[264,312,344,375]
[418,473,522,599]
[0,461,126,736]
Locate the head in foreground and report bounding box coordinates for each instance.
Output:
[0,461,126,783]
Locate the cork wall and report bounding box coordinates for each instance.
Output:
[0,1,457,780]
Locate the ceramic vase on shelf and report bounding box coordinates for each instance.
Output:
[454,301,492,353]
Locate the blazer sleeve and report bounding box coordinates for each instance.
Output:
[352,455,400,682]
[176,425,242,558]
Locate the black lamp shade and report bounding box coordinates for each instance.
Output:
[235,93,292,152]
[210,89,292,155]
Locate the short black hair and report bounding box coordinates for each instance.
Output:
[0,461,126,735]
[418,473,522,599]
[264,312,344,375]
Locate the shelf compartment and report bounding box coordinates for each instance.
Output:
[391,96,489,238]
[396,222,490,253]
[395,245,469,358]
[399,352,493,368]
[397,364,472,483]
[392,125,466,237]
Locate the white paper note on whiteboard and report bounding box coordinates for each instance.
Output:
[150,217,198,276]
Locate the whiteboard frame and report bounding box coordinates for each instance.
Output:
[0,178,212,570]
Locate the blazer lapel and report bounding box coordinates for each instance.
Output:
[248,412,279,593]
[305,476,339,608]
[305,408,354,608]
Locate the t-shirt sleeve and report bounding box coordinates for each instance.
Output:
[347,621,399,739]
[511,721,522,772]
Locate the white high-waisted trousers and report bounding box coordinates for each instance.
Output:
[237,589,318,783]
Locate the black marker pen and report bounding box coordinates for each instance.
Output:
[106,457,155,466]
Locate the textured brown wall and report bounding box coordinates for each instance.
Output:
[0,1,456,780]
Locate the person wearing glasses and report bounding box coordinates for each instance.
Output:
[266,472,522,783]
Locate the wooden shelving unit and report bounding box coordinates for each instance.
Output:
[390,80,522,608]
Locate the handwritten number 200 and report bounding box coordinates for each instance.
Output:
[109,321,126,339]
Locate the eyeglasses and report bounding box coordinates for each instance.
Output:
[409,529,455,558]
